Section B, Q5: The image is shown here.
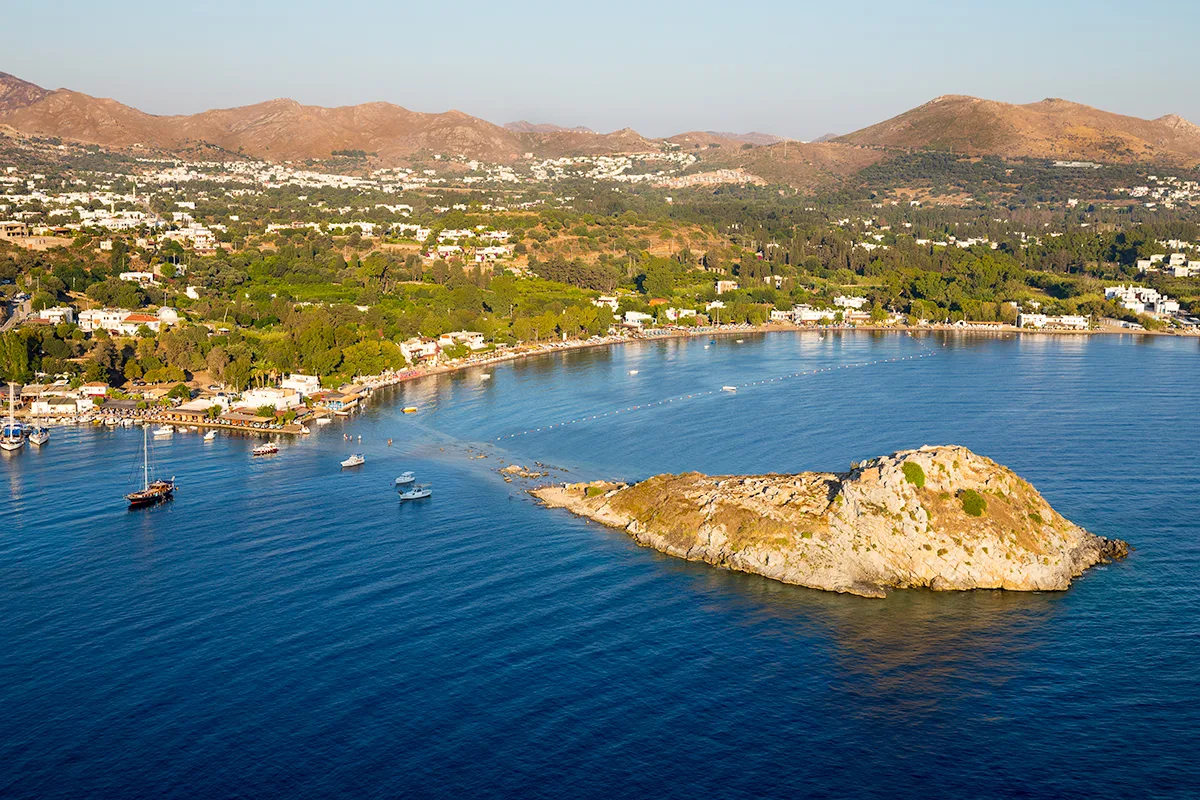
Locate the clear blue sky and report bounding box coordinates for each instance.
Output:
[7,0,1200,139]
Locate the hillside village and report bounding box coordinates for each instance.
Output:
[3,104,1200,429]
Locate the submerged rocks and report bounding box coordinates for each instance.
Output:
[532,445,1129,598]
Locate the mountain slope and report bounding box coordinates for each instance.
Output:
[0,72,50,114]
[0,90,528,162]
[837,95,1200,164]
[504,120,593,134]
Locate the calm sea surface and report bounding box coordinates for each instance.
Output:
[2,332,1198,799]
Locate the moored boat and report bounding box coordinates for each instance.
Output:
[28,426,50,446]
[403,406,418,414]
[1,384,22,452]
[341,453,365,468]
[126,427,176,508]
[203,430,217,441]
[394,471,415,486]
[153,425,173,438]
[399,484,432,501]
[252,442,278,456]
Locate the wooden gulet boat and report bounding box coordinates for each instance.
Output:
[126,426,176,508]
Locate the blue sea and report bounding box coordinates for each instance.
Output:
[2,331,1198,799]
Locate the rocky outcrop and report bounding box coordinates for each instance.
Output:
[532,446,1129,598]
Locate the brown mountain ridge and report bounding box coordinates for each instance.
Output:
[2,72,1198,172]
[837,94,1200,165]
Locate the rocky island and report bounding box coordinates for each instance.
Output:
[532,446,1128,598]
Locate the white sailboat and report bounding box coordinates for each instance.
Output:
[1,383,23,452]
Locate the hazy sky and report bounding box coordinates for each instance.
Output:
[7,0,1200,139]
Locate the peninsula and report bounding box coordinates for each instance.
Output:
[533,445,1128,598]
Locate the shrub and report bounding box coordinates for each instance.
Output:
[960,489,987,517]
[902,461,926,488]
[585,486,605,497]
[1028,511,1043,525]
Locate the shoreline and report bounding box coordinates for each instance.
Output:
[12,321,1193,433]
[363,318,1195,390]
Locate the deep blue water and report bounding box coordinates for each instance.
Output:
[2,331,1198,799]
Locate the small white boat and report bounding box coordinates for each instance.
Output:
[299,425,311,435]
[316,417,332,425]
[394,471,415,486]
[736,339,744,343]
[252,442,278,456]
[28,426,50,446]
[203,430,216,441]
[153,426,173,438]
[628,370,639,375]
[721,386,738,393]
[341,453,365,469]
[399,484,432,501]
[121,418,135,428]
[480,374,491,380]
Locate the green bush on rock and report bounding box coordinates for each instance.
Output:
[960,489,987,517]
[902,461,926,488]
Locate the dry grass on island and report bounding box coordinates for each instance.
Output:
[532,445,1129,598]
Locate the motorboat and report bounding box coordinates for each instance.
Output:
[153,425,174,438]
[316,417,332,425]
[252,442,278,456]
[628,370,639,375]
[394,471,415,486]
[721,386,738,393]
[399,484,432,501]
[203,430,217,441]
[28,426,50,446]
[341,453,365,468]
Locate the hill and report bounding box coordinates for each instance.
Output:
[837,95,1200,164]
[0,72,49,114]
[534,446,1129,598]
[504,120,594,134]
[705,131,788,146]
[700,139,886,192]
[0,87,529,163]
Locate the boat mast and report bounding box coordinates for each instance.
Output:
[143,426,149,490]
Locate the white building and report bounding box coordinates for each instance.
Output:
[399,337,440,365]
[834,295,869,310]
[439,331,487,350]
[38,306,75,325]
[1106,285,1180,316]
[239,387,303,410]
[624,311,654,328]
[593,296,620,312]
[281,374,321,397]
[715,280,739,295]
[78,308,163,335]
[792,305,836,323]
